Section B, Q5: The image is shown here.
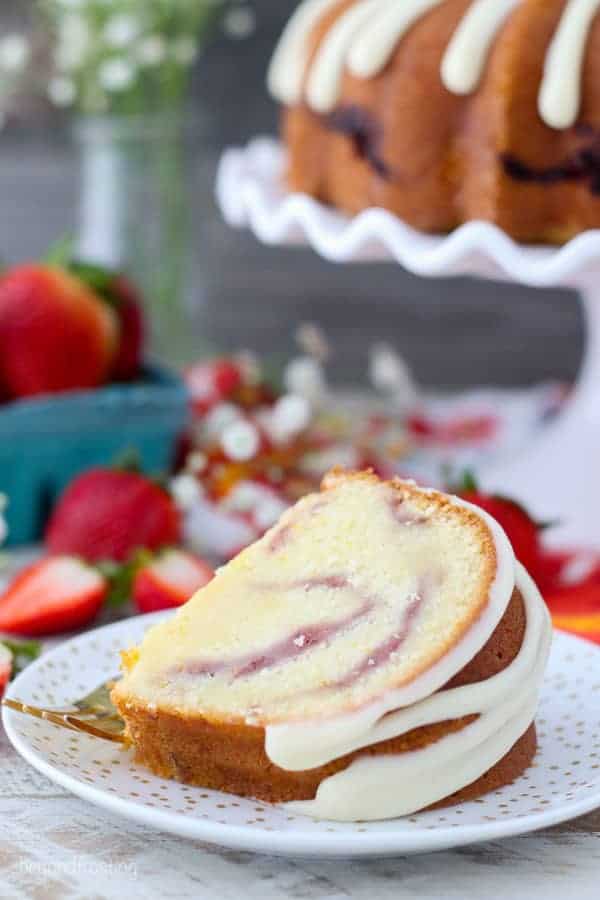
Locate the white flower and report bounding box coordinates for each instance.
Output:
[221,420,260,462]
[171,36,198,66]
[268,394,312,444]
[185,451,207,474]
[0,34,30,72]
[136,35,167,67]
[223,6,257,40]
[296,322,330,362]
[98,58,135,92]
[202,402,241,442]
[103,14,141,49]
[171,474,203,512]
[48,76,76,107]
[284,356,326,406]
[369,343,419,412]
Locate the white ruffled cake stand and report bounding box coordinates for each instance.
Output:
[216,137,600,550]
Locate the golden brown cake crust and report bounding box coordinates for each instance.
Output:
[113,587,534,806]
[283,0,600,244]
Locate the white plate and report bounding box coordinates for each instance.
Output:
[3,614,600,858]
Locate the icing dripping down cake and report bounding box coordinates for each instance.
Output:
[113,469,551,821]
[268,0,600,243]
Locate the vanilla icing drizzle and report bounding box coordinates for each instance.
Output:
[268,564,551,821]
[268,0,600,130]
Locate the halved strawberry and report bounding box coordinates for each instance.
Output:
[0,644,12,694]
[133,549,214,613]
[0,556,108,636]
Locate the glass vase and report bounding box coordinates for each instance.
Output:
[74,113,201,367]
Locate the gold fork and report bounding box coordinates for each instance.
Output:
[2,680,126,743]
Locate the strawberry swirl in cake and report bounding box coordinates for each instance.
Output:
[113,469,552,821]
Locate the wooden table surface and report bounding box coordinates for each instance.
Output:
[1,723,599,900]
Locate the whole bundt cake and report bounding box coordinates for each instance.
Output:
[113,469,551,821]
[268,0,600,243]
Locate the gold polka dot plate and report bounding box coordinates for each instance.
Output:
[3,613,600,858]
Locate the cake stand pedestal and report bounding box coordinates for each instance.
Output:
[216,138,600,550]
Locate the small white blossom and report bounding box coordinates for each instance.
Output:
[185,451,207,474]
[104,15,141,49]
[221,420,260,462]
[284,356,326,406]
[48,76,77,107]
[171,36,198,66]
[369,343,419,412]
[171,473,203,512]
[98,58,135,92]
[202,402,241,442]
[222,481,265,513]
[269,394,312,443]
[136,35,167,66]
[296,322,330,362]
[223,6,257,40]
[293,635,306,648]
[0,34,30,72]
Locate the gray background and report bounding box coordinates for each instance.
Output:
[0,1,583,388]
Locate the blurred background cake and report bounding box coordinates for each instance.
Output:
[270,0,600,243]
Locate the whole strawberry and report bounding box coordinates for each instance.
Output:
[67,262,144,382]
[45,468,181,563]
[0,265,118,399]
[457,475,545,582]
[108,274,144,382]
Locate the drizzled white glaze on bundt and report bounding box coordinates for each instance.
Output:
[268,0,600,129]
[115,470,551,821]
[271,563,549,819]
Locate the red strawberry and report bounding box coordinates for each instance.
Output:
[0,644,11,694]
[133,549,214,613]
[460,488,544,581]
[0,265,118,399]
[185,358,243,416]
[107,275,144,381]
[45,468,181,563]
[0,556,108,636]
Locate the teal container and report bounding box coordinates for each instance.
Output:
[0,364,189,546]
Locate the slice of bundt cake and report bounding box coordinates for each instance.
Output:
[113,469,551,821]
[268,0,600,243]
